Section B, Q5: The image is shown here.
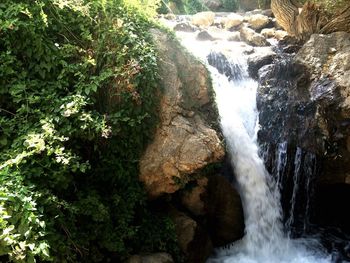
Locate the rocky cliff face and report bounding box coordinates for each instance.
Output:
[256,32,350,238]
[140,29,225,199]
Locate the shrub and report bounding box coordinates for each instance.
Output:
[0,0,178,262]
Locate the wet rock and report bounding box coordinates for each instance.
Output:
[196,30,215,41]
[191,11,215,27]
[174,22,197,32]
[240,26,270,46]
[257,32,350,187]
[207,51,244,81]
[221,13,244,29]
[247,14,271,30]
[127,253,174,263]
[170,209,213,263]
[140,29,224,198]
[247,47,277,79]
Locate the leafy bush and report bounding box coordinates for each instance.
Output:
[300,0,348,13]
[0,0,179,262]
[223,0,238,11]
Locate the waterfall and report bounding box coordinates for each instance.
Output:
[175,32,332,263]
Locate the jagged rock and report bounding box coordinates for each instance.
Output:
[247,47,277,79]
[170,209,213,263]
[257,32,350,185]
[221,13,244,29]
[191,11,215,27]
[174,22,197,32]
[128,253,174,263]
[140,29,224,198]
[196,30,215,41]
[247,14,271,30]
[261,28,276,38]
[296,32,350,90]
[240,26,270,46]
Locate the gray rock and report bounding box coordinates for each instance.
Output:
[173,22,196,32]
[196,30,215,41]
[240,26,270,46]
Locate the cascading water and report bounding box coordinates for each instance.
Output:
[175,30,333,263]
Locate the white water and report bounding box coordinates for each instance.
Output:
[175,32,332,263]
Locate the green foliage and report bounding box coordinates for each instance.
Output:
[223,0,238,11]
[0,0,178,262]
[183,0,208,14]
[299,0,348,13]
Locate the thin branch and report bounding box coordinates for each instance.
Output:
[0,108,16,116]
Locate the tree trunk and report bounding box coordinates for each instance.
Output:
[271,0,350,40]
[321,5,350,34]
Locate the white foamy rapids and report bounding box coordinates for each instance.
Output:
[175,32,332,263]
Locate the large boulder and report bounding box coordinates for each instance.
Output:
[191,11,215,28]
[221,13,244,29]
[140,29,224,198]
[247,14,271,30]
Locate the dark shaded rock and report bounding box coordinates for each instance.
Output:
[196,30,215,41]
[205,175,245,246]
[174,22,196,32]
[169,208,213,263]
[312,183,350,234]
[179,175,245,247]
